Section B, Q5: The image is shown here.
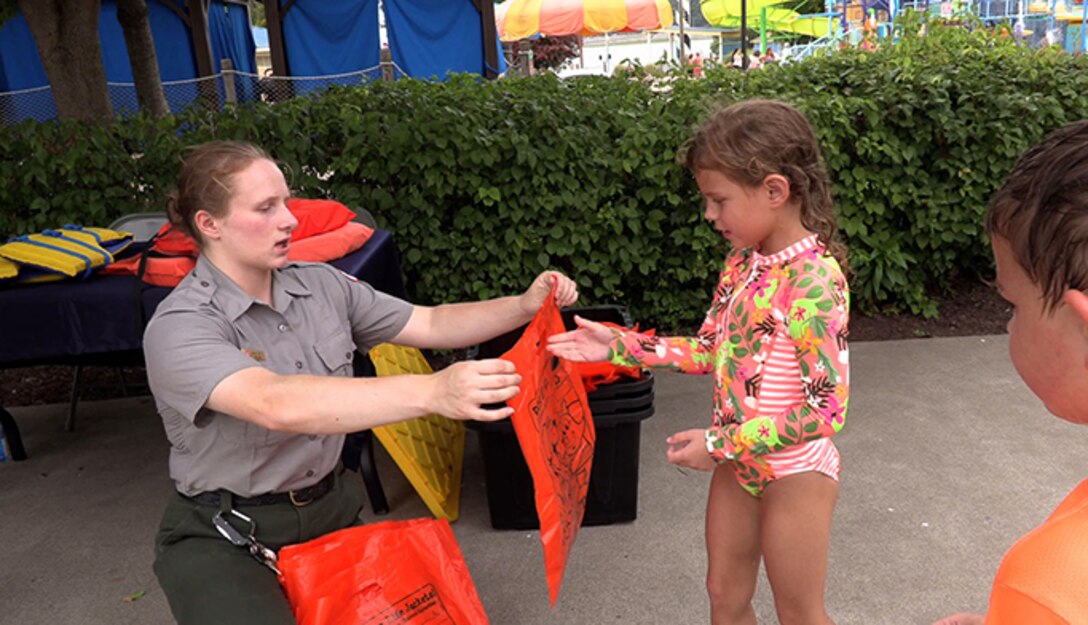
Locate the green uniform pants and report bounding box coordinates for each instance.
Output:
[153,468,366,625]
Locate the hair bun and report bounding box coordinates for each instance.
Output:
[164,191,184,226]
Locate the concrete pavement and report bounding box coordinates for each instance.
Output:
[2,334,1086,624]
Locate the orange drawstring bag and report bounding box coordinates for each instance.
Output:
[277,518,489,625]
[500,288,594,606]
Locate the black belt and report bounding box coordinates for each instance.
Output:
[187,470,336,508]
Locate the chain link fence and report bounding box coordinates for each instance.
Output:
[0,61,409,126]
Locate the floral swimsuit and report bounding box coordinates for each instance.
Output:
[609,235,850,496]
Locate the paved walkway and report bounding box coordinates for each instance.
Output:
[2,335,1086,624]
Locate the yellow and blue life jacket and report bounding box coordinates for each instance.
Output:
[0,257,18,281]
[0,225,133,284]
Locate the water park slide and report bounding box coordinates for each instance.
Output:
[701,0,834,37]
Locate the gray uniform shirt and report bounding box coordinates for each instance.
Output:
[143,254,413,497]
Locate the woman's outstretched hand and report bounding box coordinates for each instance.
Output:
[546,315,615,363]
[426,359,521,422]
[519,271,578,314]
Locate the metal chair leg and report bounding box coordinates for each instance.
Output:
[115,367,130,398]
[358,430,389,515]
[66,365,83,432]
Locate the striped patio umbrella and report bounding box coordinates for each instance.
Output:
[496,0,675,42]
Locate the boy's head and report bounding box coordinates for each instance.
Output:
[987,120,1088,424]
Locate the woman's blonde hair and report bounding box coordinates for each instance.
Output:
[680,99,847,270]
[166,140,272,246]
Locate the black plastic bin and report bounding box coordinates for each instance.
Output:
[467,305,655,530]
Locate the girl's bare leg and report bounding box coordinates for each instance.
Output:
[761,472,839,625]
[706,464,763,625]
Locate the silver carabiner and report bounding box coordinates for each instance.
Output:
[249,542,282,576]
[212,508,255,547]
[212,508,281,575]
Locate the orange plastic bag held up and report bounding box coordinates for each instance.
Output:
[502,289,595,606]
[277,518,489,625]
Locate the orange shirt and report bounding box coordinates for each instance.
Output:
[986,479,1088,624]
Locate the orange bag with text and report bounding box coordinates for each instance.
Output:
[501,289,595,606]
[277,518,489,625]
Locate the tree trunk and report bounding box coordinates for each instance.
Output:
[18,0,113,123]
[116,0,169,118]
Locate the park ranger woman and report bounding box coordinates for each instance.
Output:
[143,140,577,625]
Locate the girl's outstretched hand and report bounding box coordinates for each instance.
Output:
[546,315,614,363]
[665,429,717,471]
[519,271,578,314]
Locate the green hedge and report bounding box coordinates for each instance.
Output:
[737,14,1088,315]
[3,17,1087,330]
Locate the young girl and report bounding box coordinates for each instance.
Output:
[548,99,849,625]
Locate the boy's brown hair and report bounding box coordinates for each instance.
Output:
[680,99,847,269]
[986,120,1088,312]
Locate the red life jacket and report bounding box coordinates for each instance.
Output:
[101,199,371,287]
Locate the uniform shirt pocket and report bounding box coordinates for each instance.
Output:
[314,330,357,377]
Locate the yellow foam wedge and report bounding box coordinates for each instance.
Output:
[369,343,466,521]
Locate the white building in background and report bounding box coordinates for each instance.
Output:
[565,29,725,76]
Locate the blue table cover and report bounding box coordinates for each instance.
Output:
[0,229,406,368]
